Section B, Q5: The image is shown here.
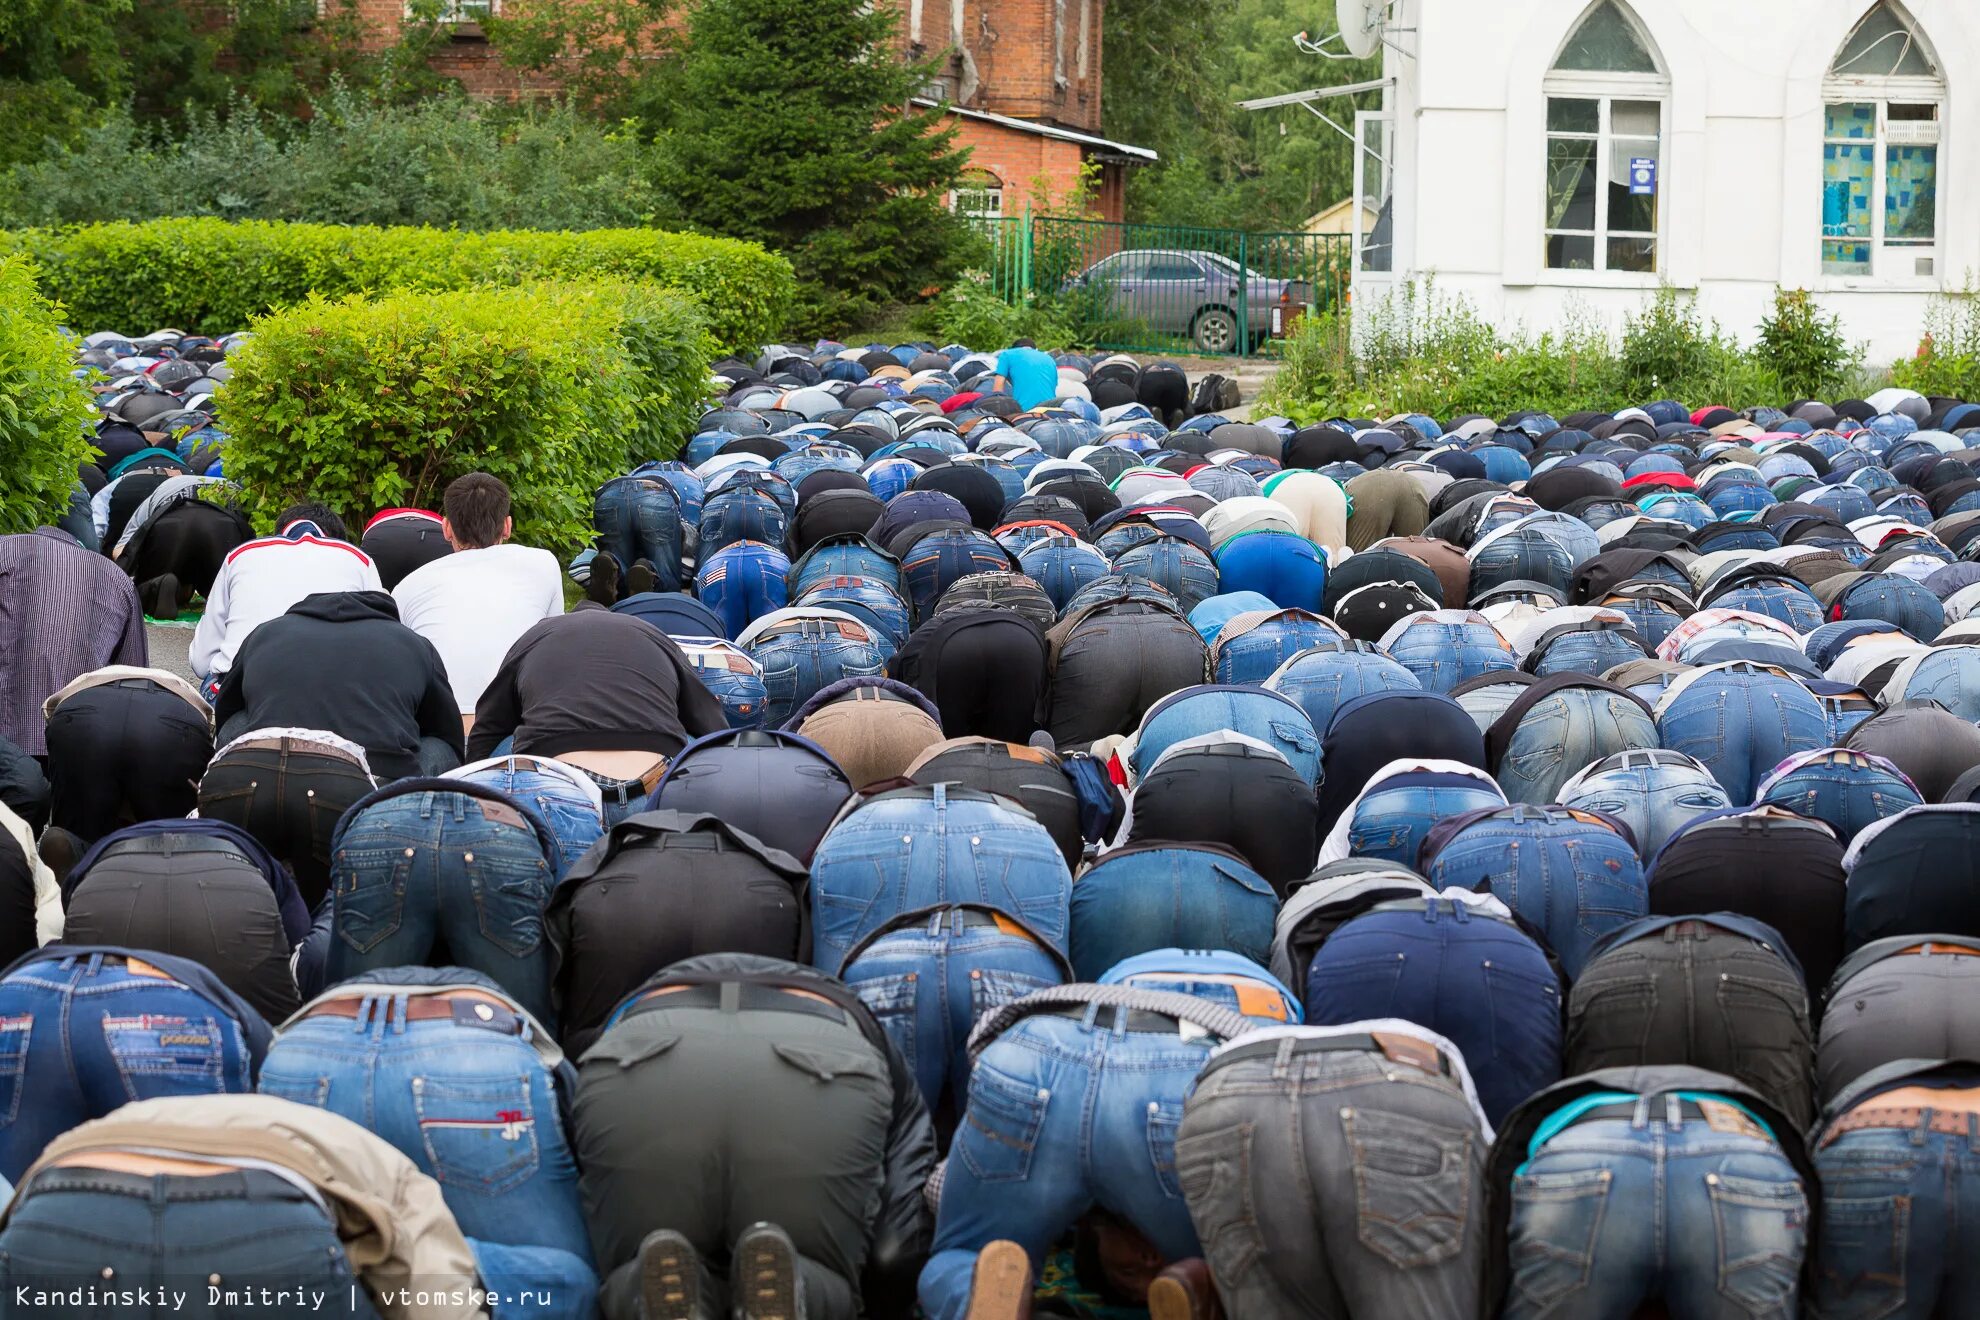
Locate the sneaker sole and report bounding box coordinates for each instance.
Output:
[1146,1275,1200,1320]
[736,1231,800,1320]
[965,1240,1031,1320]
[639,1232,697,1320]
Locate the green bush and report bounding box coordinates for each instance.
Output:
[220,280,711,554]
[0,254,95,533]
[911,269,1150,352]
[4,217,793,351]
[1756,288,1854,401]
[1889,289,1980,400]
[0,88,664,235]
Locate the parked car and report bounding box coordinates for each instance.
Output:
[1067,248,1314,353]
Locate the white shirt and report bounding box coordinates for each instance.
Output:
[393,544,564,714]
[187,529,382,679]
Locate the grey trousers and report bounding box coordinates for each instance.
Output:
[1176,1036,1485,1320]
[575,996,895,1320]
[1820,949,1980,1104]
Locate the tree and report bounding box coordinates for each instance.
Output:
[651,0,973,333]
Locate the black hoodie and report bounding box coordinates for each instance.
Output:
[213,590,463,781]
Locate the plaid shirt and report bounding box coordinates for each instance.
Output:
[0,528,147,754]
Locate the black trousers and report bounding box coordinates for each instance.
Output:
[1648,825,1847,996]
[1125,748,1317,895]
[1566,920,1816,1127]
[1046,611,1210,751]
[63,842,299,1021]
[361,514,452,590]
[1137,365,1189,428]
[124,500,248,605]
[548,833,805,1056]
[44,681,213,844]
[197,741,374,910]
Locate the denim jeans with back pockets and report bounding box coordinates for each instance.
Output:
[449,757,607,879]
[326,792,556,1027]
[259,993,597,1318]
[0,953,257,1183]
[1505,1105,1806,1320]
[1811,1113,1980,1320]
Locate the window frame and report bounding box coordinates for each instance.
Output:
[951,170,1005,219]
[408,0,496,20]
[1819,51,1944,288]
[1538,2,1668,285]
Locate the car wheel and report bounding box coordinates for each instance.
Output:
[1192,308,1238,355]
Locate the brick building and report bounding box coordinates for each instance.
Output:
[338,0,1151,221]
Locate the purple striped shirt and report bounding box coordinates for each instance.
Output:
[0,528,148,754]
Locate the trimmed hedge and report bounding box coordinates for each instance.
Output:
[0,255,95,534]
[3,218,793,351]
[221,280,712,555]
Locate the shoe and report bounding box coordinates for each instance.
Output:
[731,1222,803,1320]
[38,827,83,891]
[627,558,659,597]
[585,551,622,606]
[964,1240,1031,1320]
[142,572,181,620]
[1147,1258,1222,1320]
[637,1229,700,1320]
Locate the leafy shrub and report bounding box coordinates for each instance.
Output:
[0,87,663,235]
[0,254,94,533]
[1756,288,1855,400]
[912,269,1148,352]
[5,217,793,351]
[220,280,711,554]
[1889,289,1980,400]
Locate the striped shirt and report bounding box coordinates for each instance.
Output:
[0,528,147,754]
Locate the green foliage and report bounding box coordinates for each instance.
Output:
[0,254,95,533]
[483,0,684,122]
[651,0,974,333]
[1259,280,1872,422]
[1888,289,1980,400]
[5,217,794,351]
[0,87,662,235]
[1105,0,1381,229]
[222,281,711,555]
[1756,288,1855,401]
[911,269,1145,352]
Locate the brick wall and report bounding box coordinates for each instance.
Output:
[944,116,1126,223]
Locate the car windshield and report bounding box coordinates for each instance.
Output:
[1197,252,1243,275]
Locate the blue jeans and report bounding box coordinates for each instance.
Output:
[919,1012,1216,1320]
[1493,689,1660,805]
[1506,1110,1806,1320]
[1711,586,1826,636]
[0,1167,383,1318]
[326,792,557,1027]
[1655,666,1830,803]
[1212,616,1341,686]
[259,994,596,1314]
[449,757,606,879]
[1558,759,1731,859]
[901,530,1014,621]
[1017,538,1111,612]
[1756,755,1924,844]
[1344,783,1506,866]
[1422,806,1646,979]
[1264,648,1421,733]
[841,912,1065,1114]
[699,490,789,560]
[676,639,770,729]
[1890,645,1980,719]
[593,477,684,592]
[1068,845,1278,979]
[793,578,913,649]
[1468,533,1576,597]
[696,541,790,641]
[1812,1114,1980,1319]
[1384,623,1517,694]
[1109,538,1220,613]
[789,542,902,598]
[808,785,1073,977]
[1304,901,1562,1127]
[1131,686,1321,787]
[746,621,891,727]
[1526,629,1650,680]
[0,954,258,1183]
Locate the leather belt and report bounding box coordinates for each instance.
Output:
[1042,1004,1187,1034]
[1821,1105,1980,1147]
[304,994,525,1035]
[577,759,669,805]
[1894,942,1980,958]
[1213,1031,1455,1078]
[219,736,363,764]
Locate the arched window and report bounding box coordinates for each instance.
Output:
[952,168,1004,218]
[1542,0,1668,273]
[1821,2,1943,279]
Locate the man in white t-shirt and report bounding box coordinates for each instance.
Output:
[392,473,564,730]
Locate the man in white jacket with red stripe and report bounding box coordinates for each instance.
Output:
[188,503,381,691]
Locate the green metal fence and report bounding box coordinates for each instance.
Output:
[966,212,1351,358]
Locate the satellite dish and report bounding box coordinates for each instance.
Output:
[1339,0,1387,58]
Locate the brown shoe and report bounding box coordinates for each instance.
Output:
[1147,1258,1223,1320]
[964,1239,1032,1320]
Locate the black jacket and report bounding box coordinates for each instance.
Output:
[466,604,729,761]
[615,952,936,1318]
[214,590,462,781]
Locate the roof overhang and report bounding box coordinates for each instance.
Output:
[913,98,1159,164]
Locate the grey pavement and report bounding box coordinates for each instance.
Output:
[144,621,199,684]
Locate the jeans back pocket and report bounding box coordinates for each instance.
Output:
[413,1073,542,1196]
[1710,1171,1807,1318]
[1344,1105,1475,1269]
[102,1011,227,1104]
[958,1062,1049,1184]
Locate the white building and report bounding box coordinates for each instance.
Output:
[1346,0,1978,362]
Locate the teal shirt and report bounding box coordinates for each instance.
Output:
[996,347,1060,410]
[1517,1091,1778,1174]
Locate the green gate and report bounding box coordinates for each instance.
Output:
[968,212,1350,358]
